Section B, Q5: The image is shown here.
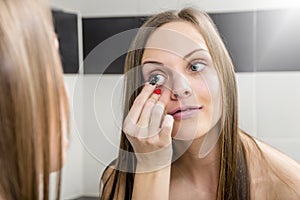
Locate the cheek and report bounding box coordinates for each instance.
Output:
[192,78,212,104]
[203,78,222,123]
[196,71,221,103]
[193,74,222,121]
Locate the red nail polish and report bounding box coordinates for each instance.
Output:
[153,88,161,95]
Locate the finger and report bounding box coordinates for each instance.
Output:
[157,87,172,106]
[123,116,137,136]
[149,102,165,134]
[127,83,156,124]
[159,114,174,142]
[136,93,160,128]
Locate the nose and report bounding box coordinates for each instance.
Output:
[170,75,192,99]
[172,89,191,99]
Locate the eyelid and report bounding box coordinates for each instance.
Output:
[142,62,166,79]
[145,68,168,78]
[190,59,207,65]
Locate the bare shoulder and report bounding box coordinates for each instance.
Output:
[254,137,300,181]
[101,159,117,185]
[100,165,115,198]
[240,131,300,199]
[100,161,124,200]
[101,165,115,183]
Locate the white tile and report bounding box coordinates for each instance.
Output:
[255,72,300,138]
[236,73,257,136]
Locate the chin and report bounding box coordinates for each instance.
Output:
[172,131,206,140]
[171,124,208,141]
[171,116,210,140]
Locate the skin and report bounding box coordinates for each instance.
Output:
[123,21,221,199]
[142,22,222,141]
[143,21,221,200]
[122,21,300,200]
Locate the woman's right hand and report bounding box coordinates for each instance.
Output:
[123,83,174,173]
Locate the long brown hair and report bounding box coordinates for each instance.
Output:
[0,0,69,199]
[101,7,249,200]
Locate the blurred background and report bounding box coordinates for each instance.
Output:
[49,0,300,199]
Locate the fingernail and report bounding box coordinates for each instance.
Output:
[153,88,161,95]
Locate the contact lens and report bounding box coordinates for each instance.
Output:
[149,75,159,85]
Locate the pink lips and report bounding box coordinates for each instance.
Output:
[169,106,202,120]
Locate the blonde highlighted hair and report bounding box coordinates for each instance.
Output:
[0,0,69,199]
[101,7,250,200]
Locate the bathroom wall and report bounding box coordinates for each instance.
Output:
[49,0,300,198]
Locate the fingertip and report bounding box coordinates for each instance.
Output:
[149,92,160,103]
[166,114,174,125]
[153,88,161,95]
[156,101,165,108]
[145,82,156,88]
[142,82,157,95]
[160,115,174,139]
[162,114,174,129]
[157,88,171,105]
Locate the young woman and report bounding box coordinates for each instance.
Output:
[0,0,69,199]
[100,7,300,200]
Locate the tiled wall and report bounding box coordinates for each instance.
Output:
[50,1,300,199]
[237,72,300,162]
[62,71,300,199]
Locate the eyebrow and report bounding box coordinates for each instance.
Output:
[142,61,165,66]
[142,48,209,66]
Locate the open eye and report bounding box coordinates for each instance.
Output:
[148,74,166,85]
[190,61,206,72]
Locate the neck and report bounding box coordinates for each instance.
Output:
[173,138,220,173]
[171,127,221,187]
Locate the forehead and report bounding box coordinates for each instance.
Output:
[144,21,208,58]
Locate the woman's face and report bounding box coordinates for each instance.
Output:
[141,21,222,140]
